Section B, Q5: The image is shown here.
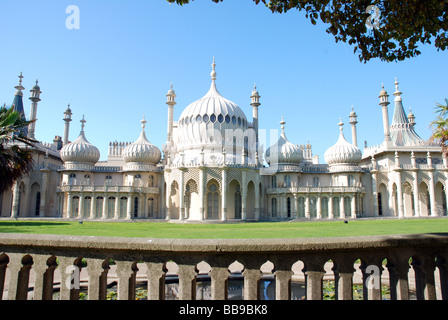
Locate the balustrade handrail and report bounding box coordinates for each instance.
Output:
[1,233,448,301]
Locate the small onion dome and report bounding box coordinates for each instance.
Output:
[60,116,100,165]
[265,117,303,165]
[123,117,161,166]
[324,119,362,166]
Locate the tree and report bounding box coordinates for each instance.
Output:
[430,99,448,157]
[0,106,36,193]
[168,0,448,63]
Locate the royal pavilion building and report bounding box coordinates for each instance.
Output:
[0,60,446,221]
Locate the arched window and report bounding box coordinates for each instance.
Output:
[134,197,139,218]
[148,198,154,217]
[298,197,305,218]
[207,183,219,219]
[69,173,76,185]
[378,193,383,216]
[35,192,41,216]
[234,185,242,219]
[120,197,127,218]
[148,175,154,187]
[96,196,103,218]
[271,198,277,217]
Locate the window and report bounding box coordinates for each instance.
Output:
[207,183,219,219]
[69,173,76,185]
[35,192,41,216]
[313,177,320,187]
[148,198,154,217]
[284,175,291,187]
[287,197,291,218]
[203,114,209,123]
[378,193,383,216]
[210,114,216,123]
[271,198,277,217]
[348,175,354,187]
[120,197,127,218]
[196,115,202,123]
[271,176,277,188]
[218,114,224,123]
[234,185,242,219]
[225,115,230,123]
[105,175,112,186]
[83,174,91,185]
[134,197,139,218]
[148,175,154,187]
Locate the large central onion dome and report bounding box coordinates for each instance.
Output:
[60,116,100,170]
[172,58,253,166]
[123,117,161,170]
[265,117,303,165]
[324,119,362,167]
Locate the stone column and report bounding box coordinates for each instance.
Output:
[275,269,293,300]
[11,182,20,218]
[411,255,437,300]
[221,168,228,221]
[316,196,322,219]
[428,169,437,216]
[333,259,355,300]
[328,195,334,219]
[126,194,132,220]
[40,169,50,216]
[66,193,72,219]
[305,269,324,300]
[179,169,185,221]
[371,171,379,217]
[90,196,96,219]
[412,170,420,216]
[241,170,247,220]
[340,195,345,219]
[78,194,84,219]
[351,194,357,218]
[102,195,108,219]
[199,168,205,221]
[305,196,310,219]
[114,195,120,219]
[395,169,404,218]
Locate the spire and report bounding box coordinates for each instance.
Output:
[393,77,402,102]
[141,115,147,129]
[280,116,286,138]
[211,56,217,81]
[80,115,86,132]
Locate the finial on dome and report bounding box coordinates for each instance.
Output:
[338,117,344,130]
[394,77,402,97]
[15,71,25,91]
[141,115,147,129]
[211,56,217,81]
[80,115,86,132]
[18,72,23,86]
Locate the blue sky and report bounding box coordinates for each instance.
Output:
[0,0,447,162]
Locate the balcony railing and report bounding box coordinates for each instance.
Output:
[0,233,447,300]
[57,185,160,194]
[266,186,365,194]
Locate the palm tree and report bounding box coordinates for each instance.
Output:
[430,98,448,157]
[0,105,36,193]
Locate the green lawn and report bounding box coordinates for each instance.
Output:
[0,218,448,239]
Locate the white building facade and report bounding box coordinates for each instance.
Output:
[1,61,446,221]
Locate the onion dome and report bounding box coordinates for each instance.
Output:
[123,116,161,169]
[60,116,100,169]
[174,58,248,151]
[324,119,361,166]
[265,117,303,165]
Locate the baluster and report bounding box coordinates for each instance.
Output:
[146,262,167,300]
[177,264,197,300]
[209,266,229,300]
[7,253,33,300]
[242,262,261,300]
[116,261,138,300]
[0,253,10,300]
[33,255,57,300]
[436,254,448,300]
[332,259,355,300]
[303,258,325,300]
[386,253,410,300]
[85,258,109,300]
[411,255,437,300]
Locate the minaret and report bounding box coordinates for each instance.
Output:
[379,83,391,142]
[12,72,28,136]
[349,105,358,147]
[63,104,73,145]
[250,83,261,161]
[28,79,42,139]
[408,107,415,129]
[166,83,176,146]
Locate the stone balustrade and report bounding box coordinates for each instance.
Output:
[0,233,448,300]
